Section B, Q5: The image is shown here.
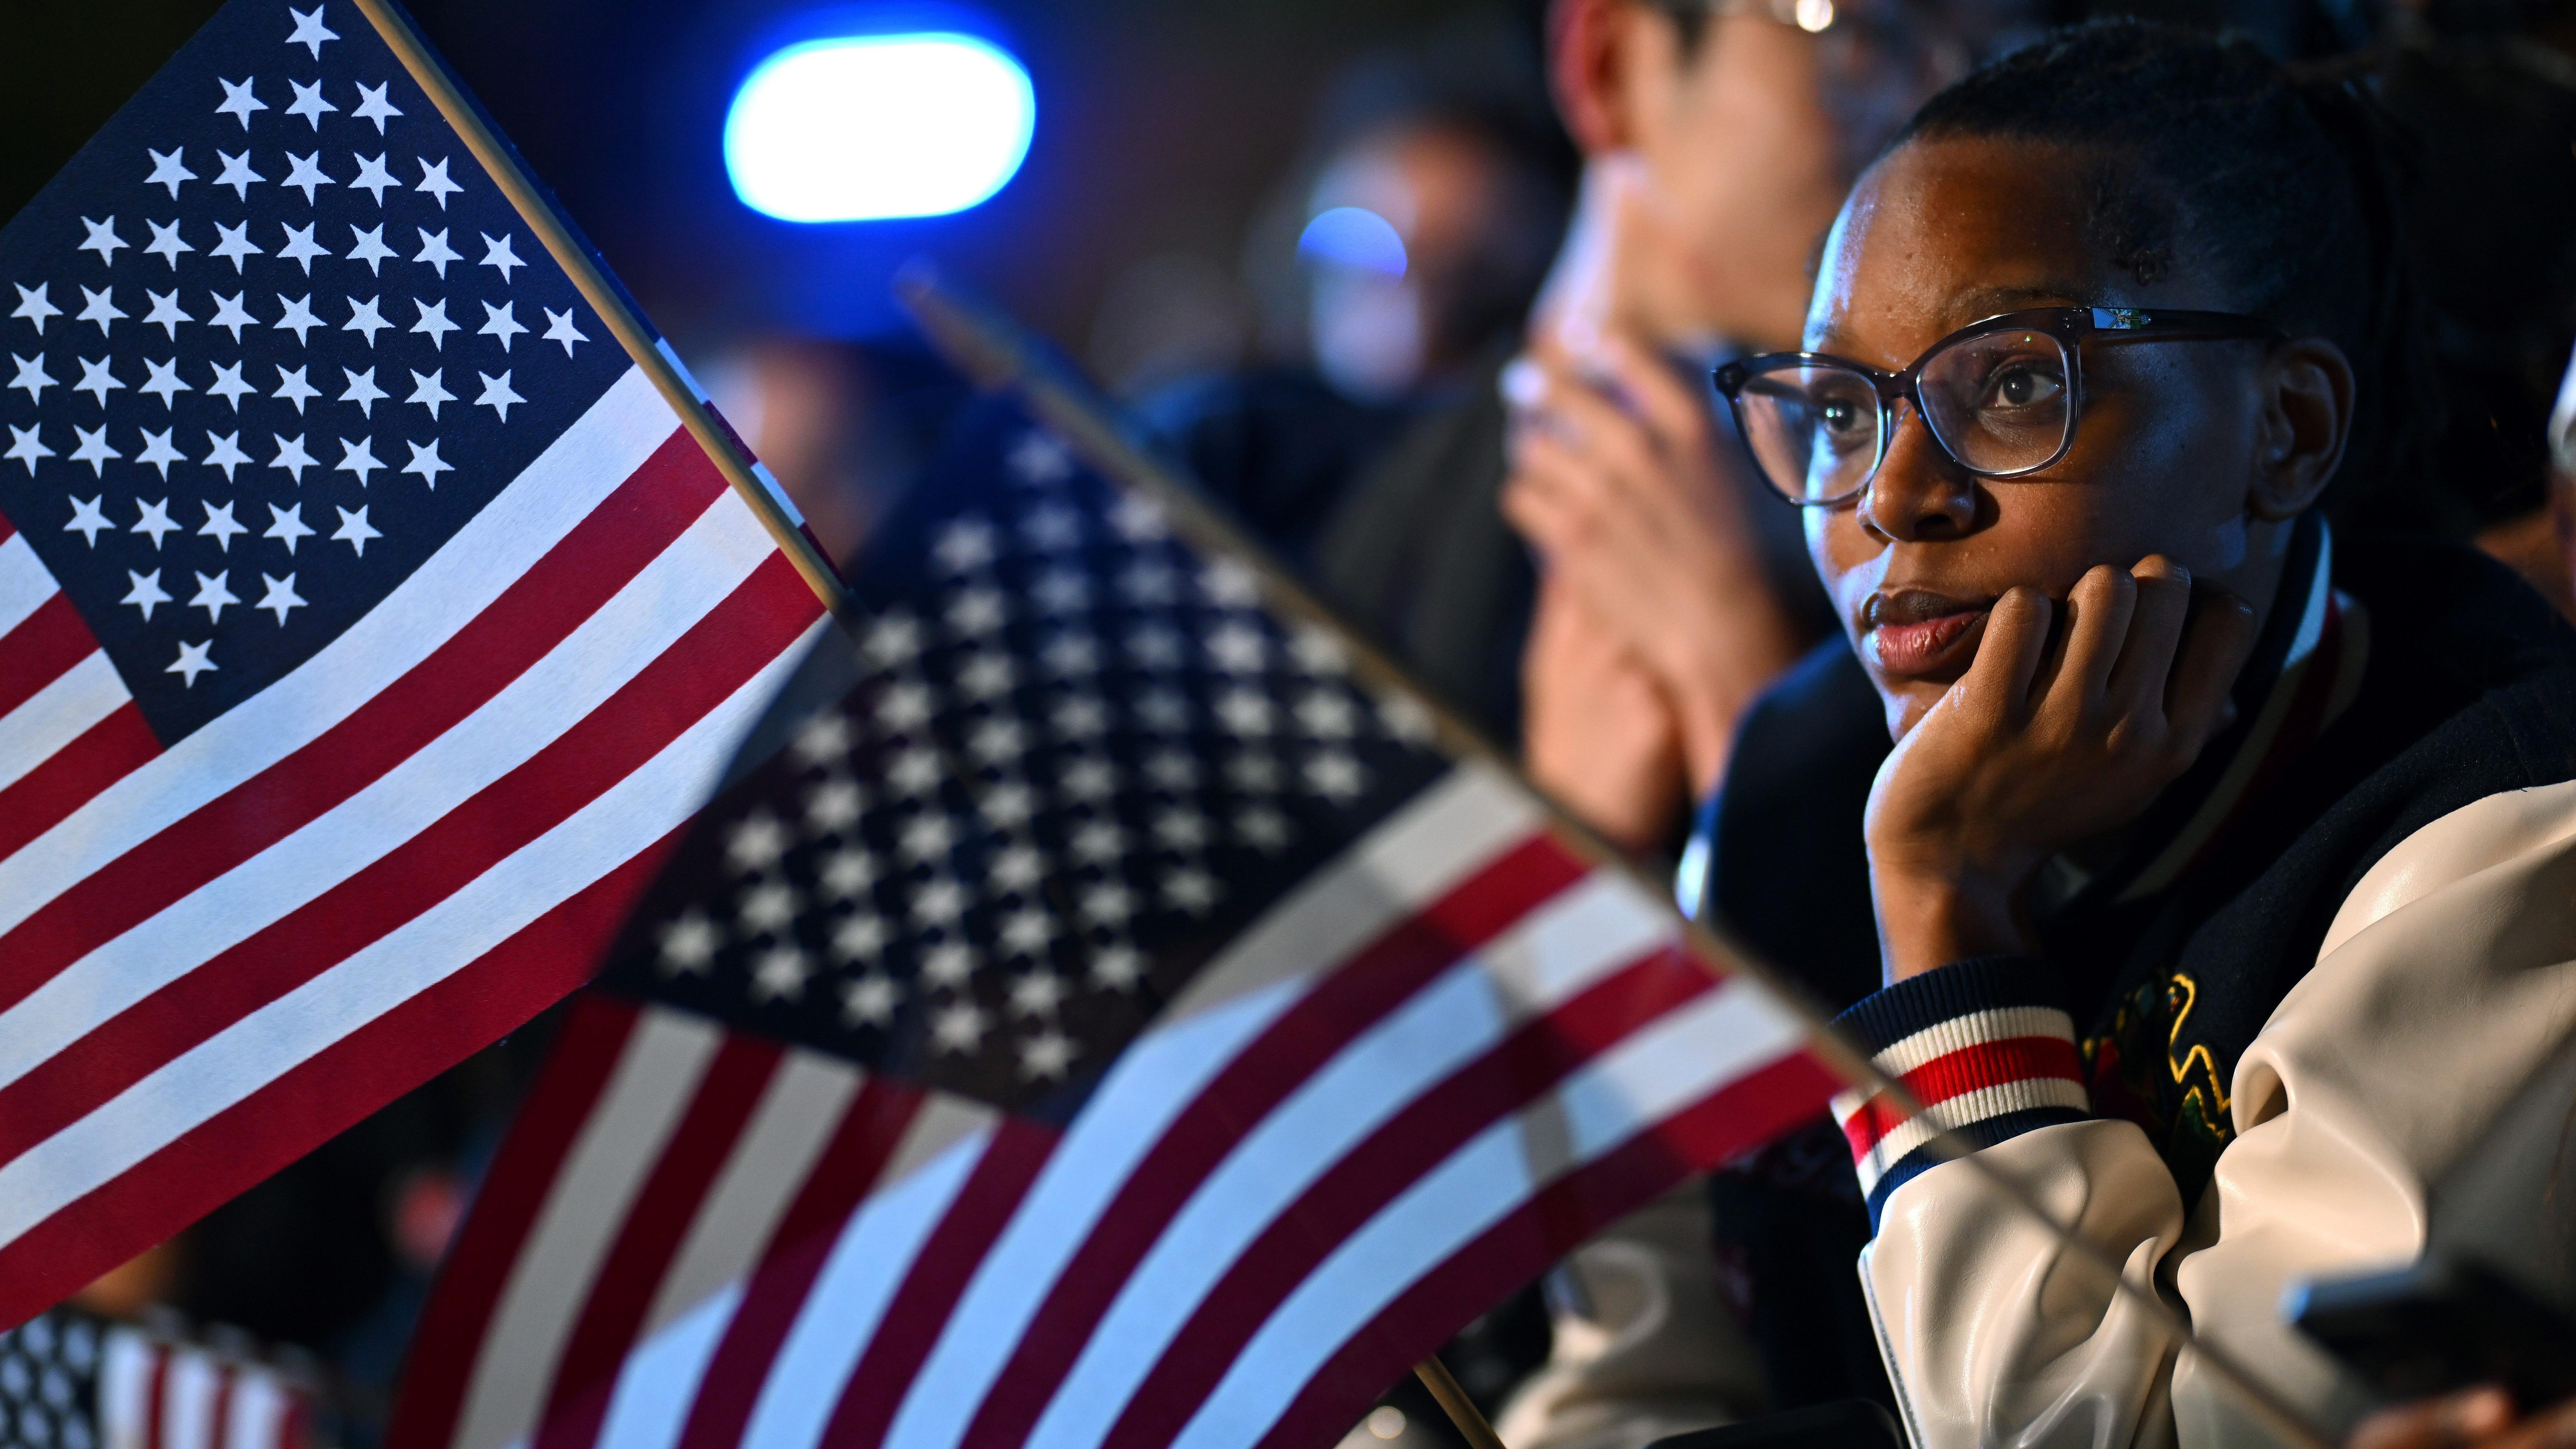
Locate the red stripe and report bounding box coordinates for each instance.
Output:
[953,833,1584,1442]
[0,425,717,999]
[1899,1035,2083,1108]
[0,594,99,720]
[0,513,16,545]
[1252,1050,1843,1449]
[1838,1094,1911,1160]
[145,1341,170,1449]
[0,836,676,1334]
[208,1361,236,1449]
[1836,1035,2086,1159]
[0,703,158,862]
[671,1080,925,1449]
[1093,947,1717,1449]
[529,1033,784,1449]
[386,996,646,1449]
[0,556,819,1165]
[816,1118,1061,1447]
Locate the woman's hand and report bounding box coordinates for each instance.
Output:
[1521,575,1693,855]
[1501,331,1803,797]
[1863,557,2257,981]
[2351,1387,2576,1449]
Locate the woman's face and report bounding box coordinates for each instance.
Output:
[1804,136,2298,738]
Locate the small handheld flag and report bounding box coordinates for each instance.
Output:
[0,1307,320,1449]
[0,0,837,1326]
[388,283,1849,1449]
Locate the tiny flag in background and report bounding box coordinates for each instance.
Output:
[0,0,833,1326]
[392,384,1847,1449]
[0,1306,318,1449]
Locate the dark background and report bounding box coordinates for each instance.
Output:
[2,0,1503,353]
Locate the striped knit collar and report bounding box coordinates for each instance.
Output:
[2032,515,2371,913]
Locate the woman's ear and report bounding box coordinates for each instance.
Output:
[2246,338,2355,521]
[1548,0,1646,155]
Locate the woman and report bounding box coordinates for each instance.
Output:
[1696,22,2576,1446]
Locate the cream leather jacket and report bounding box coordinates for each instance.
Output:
[1853,781,2576,1448]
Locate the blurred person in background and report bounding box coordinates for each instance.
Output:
[2350,33,2576,617]
[1157,0,2045,848]
[1297,65,1570,405]
[1143,23,1575,579]
[703,333,975,570]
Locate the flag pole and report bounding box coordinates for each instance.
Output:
[1416,1355,1511,1449]
[346,0,856,626]
[894,264,2339,1449]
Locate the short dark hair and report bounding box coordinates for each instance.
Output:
[1633,0,1717,56]
[1895,20,2430,518]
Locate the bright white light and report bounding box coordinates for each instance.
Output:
[1297,207,1407,277]
[725,33,1035,222]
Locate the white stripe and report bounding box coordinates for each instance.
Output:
[1850,1078,2091,1196]
[739,1116,992,1449]
[646,1051,862,1337]
[803,771,1535,1449]
[592,1052,865,1449]
[0,365,675,913]
[1163,763,1542,1024]
[0,489,776,1098]
[0,650,125,794]
[1172,981,1809,1449]
[608,1093,999,1444]
[1015,872,1668,1449]
[225,1370,293,1449]
[452,1009,725,1449]
[598,1281,747,1449]
[0,623,816,1248]
[1840,1005,2077,1087]
[870,978,1304,1449]
[160,1349,221,1449]
[99,1328,156,1449]
[0,531,57,639]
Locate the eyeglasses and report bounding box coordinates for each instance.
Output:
[1711,307,2280,507]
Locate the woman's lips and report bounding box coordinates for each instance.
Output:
[1863,592,1994,677]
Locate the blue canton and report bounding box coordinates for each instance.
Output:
[0,0,630,742]
[598,408,1452,1116]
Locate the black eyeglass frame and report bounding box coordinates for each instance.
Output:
[1710,306,2283,507]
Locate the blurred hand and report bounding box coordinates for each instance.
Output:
[2351,1387,2576,1449]
[1501,330,1801,798]
[1522,575,1692,855]
[1863,559,2254,981]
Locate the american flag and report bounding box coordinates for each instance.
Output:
[390,394,1845,1449]
[0,1306,316,1449]
[0,0,830,1326]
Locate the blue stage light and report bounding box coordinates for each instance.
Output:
[725,33,1035,223]
[1296,207,1407,278]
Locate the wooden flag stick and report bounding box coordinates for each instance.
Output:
[895,265,2339,1449]
[1415,1355,1511,1449]
[346,0,855,625]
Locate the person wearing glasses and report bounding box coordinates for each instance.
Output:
[1500,0,2044,861]
[1678,20,2576,1446]
[1389,0,2055,1440]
